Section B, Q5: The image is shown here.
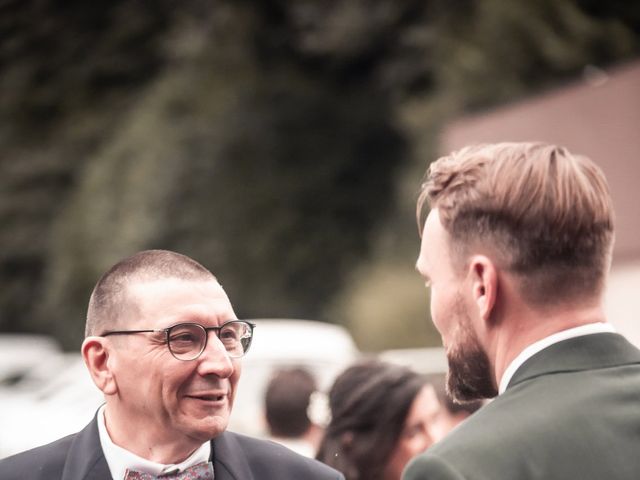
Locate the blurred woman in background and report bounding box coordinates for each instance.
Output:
[316,360,439,480]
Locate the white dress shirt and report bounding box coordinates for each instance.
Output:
[96,405,211,479]
[498,322,616,394]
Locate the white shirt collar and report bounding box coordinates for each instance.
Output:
[498,322,616,394]
[96,405,211,479]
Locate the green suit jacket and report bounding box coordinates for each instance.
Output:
[404,332,640,480]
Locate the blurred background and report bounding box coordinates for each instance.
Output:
[1,0,639,458]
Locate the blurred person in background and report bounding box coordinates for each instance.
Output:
[406,142,640,479]
[264,367,324,457]
[316,360,439,480]
[425,373,483,443]
[0,250,343,480]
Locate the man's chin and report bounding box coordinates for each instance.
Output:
[178,404,231,440]
[187,416,229,442]
[446,353,498,402]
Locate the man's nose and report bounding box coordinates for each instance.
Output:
[196,333,234,378]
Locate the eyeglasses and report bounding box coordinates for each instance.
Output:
[100,320,255,361]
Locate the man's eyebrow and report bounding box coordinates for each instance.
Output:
[415,262,429,279]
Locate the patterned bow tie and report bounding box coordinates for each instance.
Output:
[123,461,214,480]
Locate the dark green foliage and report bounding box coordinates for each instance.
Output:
[160,79,406,319]
[0,0,638,349]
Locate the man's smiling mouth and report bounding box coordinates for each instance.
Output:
[187,393,226,402]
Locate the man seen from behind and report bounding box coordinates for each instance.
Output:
[405,142,640,479]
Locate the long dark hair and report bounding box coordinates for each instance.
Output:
[316,359,426,480]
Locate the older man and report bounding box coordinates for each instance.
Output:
[405,143,640,479]
[0,250,343,480]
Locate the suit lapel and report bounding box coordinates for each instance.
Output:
[57,417,272,480]
[57,416,268,480]
[508,332,640,390]
[211,432,253,480]
[60,415,111,480]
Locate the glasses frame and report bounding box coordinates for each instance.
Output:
[100,320,256,360]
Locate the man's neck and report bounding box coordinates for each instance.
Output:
[491,302,608,389]
[104,405,202,464]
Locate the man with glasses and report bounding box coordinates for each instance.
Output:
[0,250,344,480]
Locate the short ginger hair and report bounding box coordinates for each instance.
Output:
[417,142,614,305]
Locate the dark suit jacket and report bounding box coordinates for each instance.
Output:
[404,332,640,480]
[0,417,344,480]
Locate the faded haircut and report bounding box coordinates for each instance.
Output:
[85,250,216,337]
[417,142,614,305]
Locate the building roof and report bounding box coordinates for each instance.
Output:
[441,60,640,263]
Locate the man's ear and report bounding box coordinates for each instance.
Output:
[82,337,117,395]
[468,255,498,326]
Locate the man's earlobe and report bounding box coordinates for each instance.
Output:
[82,337,117,395]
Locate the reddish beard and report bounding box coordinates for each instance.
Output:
[445,294,498,403]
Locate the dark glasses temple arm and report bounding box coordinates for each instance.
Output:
[101,329,162,337]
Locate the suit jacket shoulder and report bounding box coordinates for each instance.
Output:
[214,431,344,480]
[0,420,344,480]
[0,415,110,480]
[404,333,640,480]
[0,433,75,480]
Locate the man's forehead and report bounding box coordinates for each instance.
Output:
[123,277,235,325]
[417,210,443,264]
[424,208,444,235]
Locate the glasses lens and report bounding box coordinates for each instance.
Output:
[220,321,253,357]
[168,324,206,360]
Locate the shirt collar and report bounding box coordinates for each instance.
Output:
[498,322,616,394]
[97,405,211,479]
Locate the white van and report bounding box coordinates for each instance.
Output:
[229,319,360,436]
